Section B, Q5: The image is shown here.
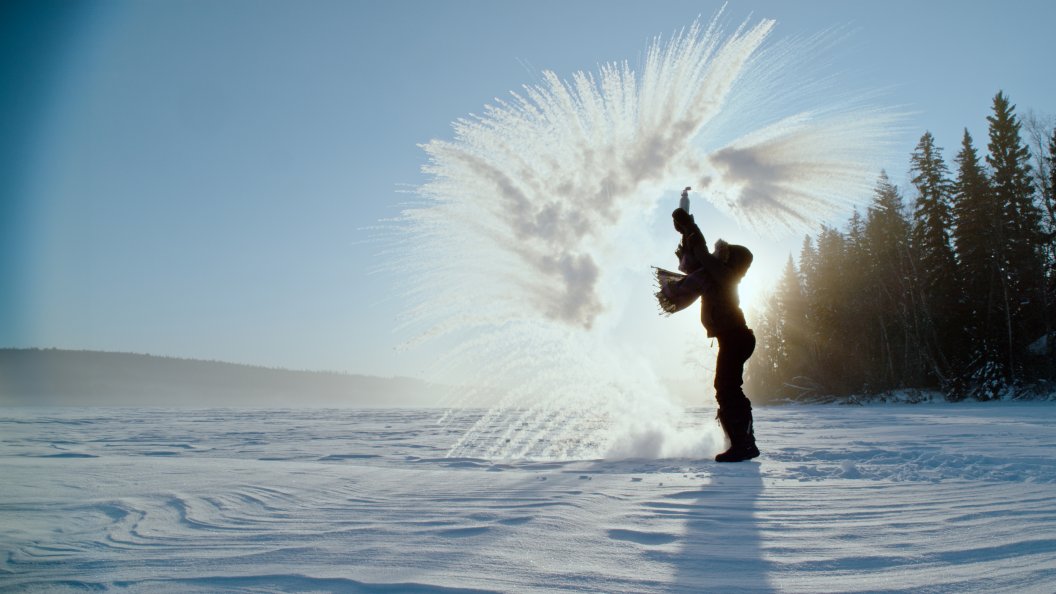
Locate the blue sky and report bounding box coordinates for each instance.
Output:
[2,0,1053,378]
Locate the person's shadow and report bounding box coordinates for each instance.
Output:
[668,460,770,592]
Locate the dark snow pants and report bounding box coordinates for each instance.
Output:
[714,327,756,415]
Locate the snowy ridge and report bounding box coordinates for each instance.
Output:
[1,405,1055,592]
[0,349,438,407]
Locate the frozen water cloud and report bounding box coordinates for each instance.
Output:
[393,12,900,459]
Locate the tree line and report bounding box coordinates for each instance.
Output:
[747,92,1056,402]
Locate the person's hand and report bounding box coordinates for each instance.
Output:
[672,207,693,232]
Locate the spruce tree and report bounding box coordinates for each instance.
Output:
[986,91,1045,378]
[842,208,873,388]
[812,226,849,390]
[798,235,817,297]
[847,208,866,253]
[950,129,1003,391]
[745,296,780,400]
[796,235,819,376]
[1045,127,1056,264]
[1048,128,1056,230]
[747,256,806,399]
[778,255,809,384]
[1043,129,1056,371]
[863,171,914,390]
[908,131,959,380]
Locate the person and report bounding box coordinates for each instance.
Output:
[657,196,759,463]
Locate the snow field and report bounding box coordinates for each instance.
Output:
[1,404,1054,593]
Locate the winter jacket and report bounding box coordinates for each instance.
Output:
[680,226,752,338]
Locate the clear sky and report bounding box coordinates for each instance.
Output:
[2,0,1053,378]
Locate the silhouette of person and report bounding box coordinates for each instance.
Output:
[658,190,759,462]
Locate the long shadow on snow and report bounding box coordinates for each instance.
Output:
[665,461,770,593]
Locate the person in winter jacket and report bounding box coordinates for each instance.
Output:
[662,203,759,463]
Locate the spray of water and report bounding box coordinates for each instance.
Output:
[389,13,899,460]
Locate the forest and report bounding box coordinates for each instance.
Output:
[746,92,1056,402]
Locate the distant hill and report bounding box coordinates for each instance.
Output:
[0,349,439,407]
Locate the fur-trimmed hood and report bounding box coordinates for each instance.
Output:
[715,239,753,278]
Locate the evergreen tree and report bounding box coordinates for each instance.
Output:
[796,235,820,378]
[1048,128,1056,232]
[747,256,806,399]
[745,297,780,400]
[908,131,959,380]
[847,208,866,253]
[1045,128,1056,261]
[986,91,1045,378]
[841,208,873,387]
[778,255,809,385]
[798,235,818,296]
[862,171,914,390]
[951,129,995,268]
[950,129,1003,390]
[1042,129,1056,371]
[811,226,849,391]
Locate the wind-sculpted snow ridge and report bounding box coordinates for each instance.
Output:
[2,405,1055,593]
[387,12,901,460]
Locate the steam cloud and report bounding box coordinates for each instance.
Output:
[392,12,899,459]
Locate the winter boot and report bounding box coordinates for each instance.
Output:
[715,408,760,463]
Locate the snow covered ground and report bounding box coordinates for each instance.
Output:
[1,403,1054,593]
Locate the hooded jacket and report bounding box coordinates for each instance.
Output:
[684,236,752,338]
